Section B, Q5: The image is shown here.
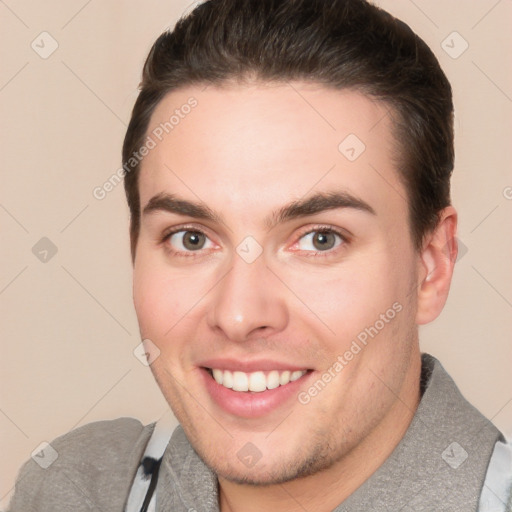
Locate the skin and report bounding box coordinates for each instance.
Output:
[132,82,458,511]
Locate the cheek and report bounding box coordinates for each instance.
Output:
[133,257,189,339]
[133,252,221,346]
[294,251,413,357]
[133,262,201,377]
[282,259,396,331]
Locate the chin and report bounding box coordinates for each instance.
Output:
[195,435,340,487]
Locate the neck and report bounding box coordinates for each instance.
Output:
[219,350,422,512]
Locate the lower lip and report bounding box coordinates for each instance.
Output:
[200,368,312,418]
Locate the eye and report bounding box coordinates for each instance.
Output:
[297,229,344,252]
[166,230,215,252]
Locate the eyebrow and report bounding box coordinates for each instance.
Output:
[266,191,376,229]
[143,193,222,223]
[142,191,376,230]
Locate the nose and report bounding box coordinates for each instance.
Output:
[206,253,288,343]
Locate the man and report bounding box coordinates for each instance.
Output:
[9,0,511,510]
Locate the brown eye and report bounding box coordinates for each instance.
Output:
[297,230,343,252]
[312,232,337,250]
[168,230,212,252]
[182,231,206,250]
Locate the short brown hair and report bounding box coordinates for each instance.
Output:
[123,0,454,258]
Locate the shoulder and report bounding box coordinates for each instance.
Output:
[8,417,154,512]
[48,416,150,462]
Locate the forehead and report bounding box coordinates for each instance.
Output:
[138,82,406,226]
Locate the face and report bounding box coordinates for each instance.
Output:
[133,82,421,484]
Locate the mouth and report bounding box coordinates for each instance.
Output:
[205,367,309,392]
[199,363,314,418]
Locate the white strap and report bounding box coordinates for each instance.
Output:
[125,413,175,512]
[478,438,512,512]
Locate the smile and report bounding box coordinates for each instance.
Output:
[199,359,314,417]
[208,368,308,392]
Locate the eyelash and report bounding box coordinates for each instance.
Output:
[160,224,349,259]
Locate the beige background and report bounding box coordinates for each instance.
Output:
[1,0,511,507]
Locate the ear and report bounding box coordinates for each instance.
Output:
[416,206,458,325]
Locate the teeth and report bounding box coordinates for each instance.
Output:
[223,370,233,389]
[248,371,267,392]
[212,369,223,385]
[267,370,280,390]
[290,370,304,382]
[279,371,291,385]
[210,368,307,392]
[233,371,248,392]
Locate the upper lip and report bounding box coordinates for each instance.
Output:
[199,358,311,373]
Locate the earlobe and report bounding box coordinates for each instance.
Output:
[416,206,458,325]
